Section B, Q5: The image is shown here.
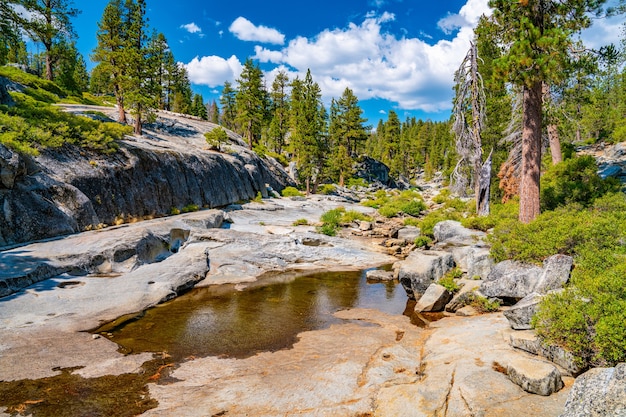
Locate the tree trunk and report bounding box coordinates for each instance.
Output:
[134,104,142,135]
[548,123,562,164]
[519,81,543,223]
[477,151,492,216]
[543,82,562,164]
[114,84,127,124]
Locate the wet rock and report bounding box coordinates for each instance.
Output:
[414,283,452,312]
[480,260,543,303]
[503,292,544,330]
[365,270,395,281]
[560,363,626,417]
[507,357,564,396]
[398,250,455,299]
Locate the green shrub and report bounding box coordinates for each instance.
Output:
[438,275,460,293]
[181,204,199,213]
[204,127,228,151]
[378,204,400,218]
[540,155,621,211]
[170,207,181,215]
[318,184,336,195]
[320,207,345,227]
[403,218,420,227]
[414,236,432,248]
[281,186,304,197]
[418,210,462,238]
[467,293,500,313]
[318,223,338,236]
[490,193,626,368]
[400,199,426,216]
[341,210,371,223]
[252,191,263,203]
[292,218,309,226]
[347,177,368,188]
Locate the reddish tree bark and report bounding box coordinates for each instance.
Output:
[519,81,543,223]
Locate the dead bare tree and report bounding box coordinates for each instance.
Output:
[451,41,490,215]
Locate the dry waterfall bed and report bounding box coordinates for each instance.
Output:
[0,195,578,417]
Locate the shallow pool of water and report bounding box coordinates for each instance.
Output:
[97,268,415,360]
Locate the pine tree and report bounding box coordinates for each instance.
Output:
[267,70,290,154]
[191,93,207,119]
[208,100,219,124]
[289,70,327,193]
[220,81,237,131]
[18,0,80,80]
[53,40,88,93]
[488,0,615,223]
[92,0,127,122]
[235,59,266,149]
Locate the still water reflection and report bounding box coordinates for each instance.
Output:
[99,268,412,360]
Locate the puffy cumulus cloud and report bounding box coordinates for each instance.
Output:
[185,55,243,87]
[438,0,491,34]
[255,4,484,113]
[229,17,285,45]
[180,22,202,34]
[580,14,624,49]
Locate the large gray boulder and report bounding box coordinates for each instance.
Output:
[534,255,573,294]
[433,220,486,246]
[398,250,455,299]
[503,292,544,330]
[509,331,583,376]
[507,357,564,396]
[414,283,452,312]
[467,246,493,279]
[480,260,543,302]
[396,226,420,244]
[560,363,626,417]
[0,143,26,189]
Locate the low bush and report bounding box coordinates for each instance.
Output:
[317,184,336,195]
[467,293,500,313]
[438,274,460,293]
[281,186,304,197]
[292,218,309,226]
[490,192,626,368]
[540,155,620,211]
[414,236,432,248]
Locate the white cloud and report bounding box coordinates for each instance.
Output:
[252,4,486,113]
[438,0,491,34]
[580,14,625,49]
[180,22,202,34]
[187,1,492,115]
[229,17,285,45]
[185,55,243,87]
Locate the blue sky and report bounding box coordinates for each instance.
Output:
[69,0,624,126]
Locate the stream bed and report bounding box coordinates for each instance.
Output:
[95,267,420,361]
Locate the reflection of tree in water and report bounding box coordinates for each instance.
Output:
[104,269,406,361]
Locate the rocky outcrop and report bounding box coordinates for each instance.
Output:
[414,283,452,312]
[560,363,626,417]
[0,137,295,247]
[398,250,455,299]
[506,357,564,396]
[433,220,486,247]
[509,331,583,376]
[503,292,544,330]
[480,260,543,302]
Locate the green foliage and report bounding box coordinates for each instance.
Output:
[317,207,371,236]
[170,207,181,215]
[281,186,304,197]
[205,127,228,151]
[418,211,463,239]
[347,177,368,188]
[292,218,309,226]
[540,155,621,211]
[181,204,199,213]
[489,193,626,368]
[0,91,130,155]
[414,236,432,248]
[361,189,426,218]
[468,293,500,313]
[438,275,460,293]
[317,184,336,195]
[461,200,519,232]
[252,192,263,203]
